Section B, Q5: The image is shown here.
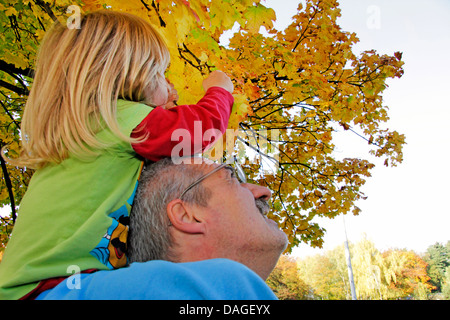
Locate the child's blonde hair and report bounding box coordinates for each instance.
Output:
[10,10,170,169]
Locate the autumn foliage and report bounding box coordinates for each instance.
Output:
[0,0,405,252]
[268,238,438,300]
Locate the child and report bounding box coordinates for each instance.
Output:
[0,10,234,300]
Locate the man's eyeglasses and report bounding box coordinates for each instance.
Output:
[179,156,247,199]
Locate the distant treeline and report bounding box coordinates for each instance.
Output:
[267,237,450,300]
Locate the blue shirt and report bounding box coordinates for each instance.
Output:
[36,259,278,300]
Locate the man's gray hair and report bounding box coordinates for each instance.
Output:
[128,157,211,263]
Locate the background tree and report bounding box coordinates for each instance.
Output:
[423,242,450,293]
[0,0,405,254]
[442,266,450,300]
[382,249,434,300]
[266,254,314,300]
[326,244,352,299]
[297,251,348,299]
[347,236,385,299]
[295,238,435,300]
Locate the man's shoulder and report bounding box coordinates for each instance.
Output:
[130,259,277,300]
[140,258,252,276]
[36,259,278,300]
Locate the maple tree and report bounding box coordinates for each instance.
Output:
[0,0,405,254]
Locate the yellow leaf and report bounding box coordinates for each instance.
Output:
[227,93,251,130]
[5,7,18,17]
[243,4,276,33]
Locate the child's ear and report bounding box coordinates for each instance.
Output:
[166,199,205,234]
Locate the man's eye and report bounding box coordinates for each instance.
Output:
[224,166,237,180]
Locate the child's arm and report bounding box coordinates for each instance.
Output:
[131,71,234,162]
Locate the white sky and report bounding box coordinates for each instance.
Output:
[262,0,450,257]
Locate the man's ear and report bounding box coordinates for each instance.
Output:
[166,199,205,234]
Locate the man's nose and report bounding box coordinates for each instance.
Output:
[243,183,272,201]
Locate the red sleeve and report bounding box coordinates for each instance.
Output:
[131,86,234,162]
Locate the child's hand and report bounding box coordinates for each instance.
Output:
[161,79,179,109]
[202,70,234,94]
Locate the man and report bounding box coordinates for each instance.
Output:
[36,157,288,299]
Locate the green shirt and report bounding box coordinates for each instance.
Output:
[0,100,152,300]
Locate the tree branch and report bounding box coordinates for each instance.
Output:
[145,0,166,27]
[33,0,58,22]
[0,100,21,129]
[0,59,34,79]
[0,80,29,96]
[0,148,17,223]
[0,59,32,95]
